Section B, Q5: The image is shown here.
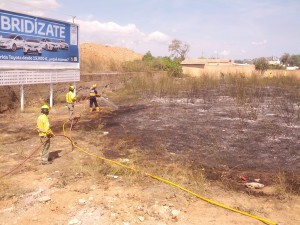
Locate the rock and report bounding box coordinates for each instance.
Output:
[68,218,81,225]
[138,216,145,222]
[245,182,264,189]
[119,158,130,163]
[38,196,51,203]
[9,153,18,156]
[78,199,86,205]
[171,209,180,218]
[107,175,119,179]
[254,178,261,182]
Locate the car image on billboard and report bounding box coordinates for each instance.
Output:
[0,9,79,68]
[0,34,24,51]
[40,38,60,51]
[57,40,69,50]
[23,38,42,56]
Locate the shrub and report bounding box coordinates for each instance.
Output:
[123,53,183,77]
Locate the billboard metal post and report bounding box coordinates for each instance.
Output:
[20,84,24,112]
[73,81,76,95]
[50,82,53,108]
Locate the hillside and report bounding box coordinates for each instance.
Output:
[80,43,143,62]
[80,43,143,72]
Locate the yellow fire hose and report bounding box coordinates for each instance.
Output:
[0,101,279,225]
[62,120,279,225]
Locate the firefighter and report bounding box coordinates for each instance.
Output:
[89,84,100,112]
[268,72,273,78]
[36,105,54,164]
[66,85,77,119]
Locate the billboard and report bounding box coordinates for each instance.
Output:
[0,9,79,70]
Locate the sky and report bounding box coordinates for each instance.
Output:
[1,0,300,60]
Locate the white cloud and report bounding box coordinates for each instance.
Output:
[0,0,60,16]
[75,19,170,52]
[251,40,267,45]
[0,2,171,56]
[145,31,170,42]
[219,50,230,56]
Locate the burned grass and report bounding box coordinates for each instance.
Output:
[88,74,300,195]
[1,72,299,197]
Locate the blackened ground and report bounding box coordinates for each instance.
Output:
[76,95,300,193]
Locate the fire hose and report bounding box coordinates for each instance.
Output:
[0,116,279,225]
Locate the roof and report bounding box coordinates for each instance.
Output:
[181,58,231,65]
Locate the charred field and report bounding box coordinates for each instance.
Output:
[74,73,300,195]
[0,72,300,225]
[1,72,300,195]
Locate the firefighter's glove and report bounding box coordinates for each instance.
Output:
[72,97,77,102]
[46,130,55,138]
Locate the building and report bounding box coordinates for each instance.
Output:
[266,56,281,65]
[181,58,255,76]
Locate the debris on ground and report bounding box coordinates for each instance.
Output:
[245,182,265,189]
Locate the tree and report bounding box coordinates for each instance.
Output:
[168,39,190,61]
[254,57,268,73]
[234,59,244,64]
[160,57,182,77]
[280,53,290,66]
[142,51,154,61]
[288,55,300,67]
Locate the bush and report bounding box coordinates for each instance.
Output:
[123,52,183,77]
[254,57,268,73]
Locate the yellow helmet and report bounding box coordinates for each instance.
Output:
[41,104,50,114]
[69,85,75,91]
[92,84,97,88]
[41,104,50,110]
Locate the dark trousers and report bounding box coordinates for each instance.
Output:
[90,97,98,108]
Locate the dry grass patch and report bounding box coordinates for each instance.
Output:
[0,180,34,200]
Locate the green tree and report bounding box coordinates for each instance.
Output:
[142,51,154,61]
[288,55,300,67]
[234,59,244,64]
[161,57,182,77]
[168,39,190,61]
[280,53,290,66]
[254,57,269,73]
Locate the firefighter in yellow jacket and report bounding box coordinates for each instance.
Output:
[66,85,77,119]
[89,84,100,112]
[36,105,54,164]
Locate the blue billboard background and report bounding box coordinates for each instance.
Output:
[0,9,79,64]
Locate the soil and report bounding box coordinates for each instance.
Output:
[0,79,300,225]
